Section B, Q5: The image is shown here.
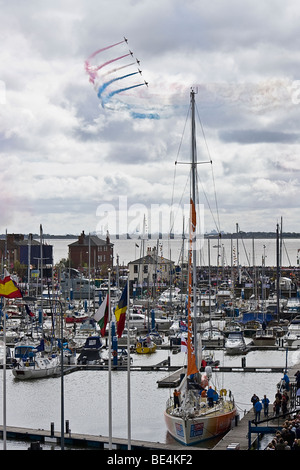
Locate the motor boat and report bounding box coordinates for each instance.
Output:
[77,335,104,365]
[283,316,300,347]
[225,331,248,355]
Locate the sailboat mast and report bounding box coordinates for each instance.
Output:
[190,89,199,365]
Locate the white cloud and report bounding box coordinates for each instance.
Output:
[0,0,300,235]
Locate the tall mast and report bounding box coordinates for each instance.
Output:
[190,89,199,365]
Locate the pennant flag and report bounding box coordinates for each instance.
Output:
[0,276,22,299]
[181,334,188,353]
[25,304,35,318]
[180,320,188,332]
[94,294,109,337]
[115,284,128,338]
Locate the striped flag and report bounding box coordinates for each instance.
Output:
[0,275,22,299]
[115,284,128,338]
[94,294,109,337]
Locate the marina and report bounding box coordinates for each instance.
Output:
[0,231,300,451]
[0,344,299,450]
[0,93,300,450]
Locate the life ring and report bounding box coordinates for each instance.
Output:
[112,350,117,357]
[220,389,227,396]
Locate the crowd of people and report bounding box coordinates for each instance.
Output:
[265,413,300,450]
[251,370,300,450]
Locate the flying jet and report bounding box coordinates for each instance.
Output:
[129,50,134,56]
[136,58,140,65]
[124,37,128,43]
[138,69,142,75]
[144,80,148,87]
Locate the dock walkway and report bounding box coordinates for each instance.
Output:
[0,425,201,451]
[213,360,300,450]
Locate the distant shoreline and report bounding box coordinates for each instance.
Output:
[0,232,298,240]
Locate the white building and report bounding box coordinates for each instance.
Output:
[128,246,175,292]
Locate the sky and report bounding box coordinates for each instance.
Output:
[1,0,300,238]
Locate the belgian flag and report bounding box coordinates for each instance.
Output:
[114,283,128,338]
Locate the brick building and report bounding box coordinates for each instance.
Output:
[68,231,114,274]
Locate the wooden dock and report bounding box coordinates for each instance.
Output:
[213,361,300,450]
[157,365,285,388]
[0,425,201,451]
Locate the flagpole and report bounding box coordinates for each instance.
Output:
[3,235,7,450]
[126,276,131,450]
[3,296,6,450]
[108,268,112,450]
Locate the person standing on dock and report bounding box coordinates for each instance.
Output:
[281,372,290,392]
[251,393,259,409]
[262,395,270,417]
[254,400,262,422]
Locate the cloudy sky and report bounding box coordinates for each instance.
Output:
[1,0,300,237]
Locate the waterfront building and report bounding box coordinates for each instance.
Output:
[128,246,175,295]
[68,231,114,275]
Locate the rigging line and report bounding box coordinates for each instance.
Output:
[282,239,292,266]
[169,104,191,235]
[195,104,221,233]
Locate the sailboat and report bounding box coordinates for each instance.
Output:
[164,89,236,446]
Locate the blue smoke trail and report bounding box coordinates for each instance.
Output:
[130,111,160,120]
[102,83,145,105]
[97,72,139,99]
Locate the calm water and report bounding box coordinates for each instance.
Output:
[1,347,299,449]
[45,237,300,267]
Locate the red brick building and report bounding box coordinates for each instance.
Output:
[68,231,114,275]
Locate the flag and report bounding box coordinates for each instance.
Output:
[181,334,187,353]
[25,304,35,318]
[179,320,188,332]
[115,283,128,338]
[0,276,22,299]
[94,294,109,337]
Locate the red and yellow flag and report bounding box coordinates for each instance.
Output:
[0,276,22,299]
[115,283,128,338]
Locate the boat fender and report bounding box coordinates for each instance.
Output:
[205,365,212,378]
[220,389,227,396]
[136,342,141,349]
[200,374,208,388]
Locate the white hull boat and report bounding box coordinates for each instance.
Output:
[225,331,248,355]
[12,354,60,380]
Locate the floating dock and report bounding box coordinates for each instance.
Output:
[0,425,201,451]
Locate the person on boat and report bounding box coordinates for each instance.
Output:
[207,386,214,407]
[173,389,181,408]
[213,389,219,403]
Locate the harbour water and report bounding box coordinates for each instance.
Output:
[1,346,300,450]
[46,237,300,267]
